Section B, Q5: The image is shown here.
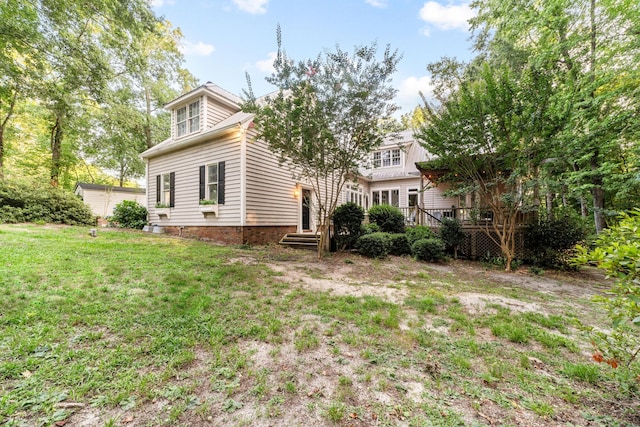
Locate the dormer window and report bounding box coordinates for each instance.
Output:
[373,148,401,168]
[176,100,200,137]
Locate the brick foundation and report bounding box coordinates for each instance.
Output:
[162,225,296,245]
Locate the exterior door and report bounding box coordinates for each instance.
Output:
[302,189,311,231]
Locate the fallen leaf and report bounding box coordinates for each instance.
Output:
[122,415,134,424]
[54,421,67,427]
[350,412,358,419]
[21,370,32,378]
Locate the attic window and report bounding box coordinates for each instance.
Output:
[176,100,200,137]
[373,148,401,168]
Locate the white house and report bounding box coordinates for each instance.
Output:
[140,82,456,244]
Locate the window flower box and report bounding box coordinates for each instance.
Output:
[198,203,218,216]
[156,208,170,218]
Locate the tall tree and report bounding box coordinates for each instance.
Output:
[417,63,555,271]
[471,0,640,232]
[244,28,401,257]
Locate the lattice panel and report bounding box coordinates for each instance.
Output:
[476,231,502,259]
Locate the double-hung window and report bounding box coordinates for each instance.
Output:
[156,172,175,207]
[176,100,200,137]
[373,148,401,168]
[199,162,226,204]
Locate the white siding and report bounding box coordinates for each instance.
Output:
[206,96,238,129]
[147,133,242,226]
[245,136,299,226]
[422,181,459,209]
[81,189,146,217]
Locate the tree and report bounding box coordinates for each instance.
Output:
[470,0,640,232]
[243,28,401,258]
[417,63,553,271]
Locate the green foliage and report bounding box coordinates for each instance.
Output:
[243,29,401,258]
[411,238,445,262]
[406,225,436,245]
[0,180,94,225]
[524,211,588,268]
[439,218,466,258]
[367,204,405,234]
[573,209,640,390]
[110,200,148,229]
[387,233,411,256]
[332,202,364,251]
[362,222,381,234]
[356,232,391,258]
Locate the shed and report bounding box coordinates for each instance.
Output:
[74,183,146,217]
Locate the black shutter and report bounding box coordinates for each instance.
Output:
[217,161,225,205]
[169,172,175,207]
[156,175,161,204]
[199,165,206,200]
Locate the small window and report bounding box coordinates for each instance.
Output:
[162,174,171,204]
[206,164,218,201]
[176,100,200,137]
[373,148,401,169]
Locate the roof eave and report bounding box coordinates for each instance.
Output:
[140,122,242,160]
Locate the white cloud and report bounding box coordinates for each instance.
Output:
[419,1,475,35]
[180,40,215,56]
[233,0,269,14]
[256,52,277,73]
[396,75,434,111]
[365,0,388,8]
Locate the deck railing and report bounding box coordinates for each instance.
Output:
[399,207,517,227]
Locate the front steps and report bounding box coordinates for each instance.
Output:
[279,232,319,249]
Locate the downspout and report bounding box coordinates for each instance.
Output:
[240,122,249,230]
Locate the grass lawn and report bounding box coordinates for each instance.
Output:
[0,224,638,426]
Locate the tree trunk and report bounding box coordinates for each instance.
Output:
[0,92,18,180]
[144,87,153,148]
[50,116,63,187]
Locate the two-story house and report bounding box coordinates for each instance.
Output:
[140,82,456,244]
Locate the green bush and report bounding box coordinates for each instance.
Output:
[362,222,381,234]
[356,232,391,258]
[411,238,445,262]
[368,204,405,234]
[0,181,95,225]
[406,225,436,245]
[332,202,364,250]
[440,218,466,258]
[111,200,148,229]
[388,233,411,256]
[573,209,640,392]
[524,211,587,268]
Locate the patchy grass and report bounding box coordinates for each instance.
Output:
[0,224,638,427]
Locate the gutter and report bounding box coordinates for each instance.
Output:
[140,122,243,160]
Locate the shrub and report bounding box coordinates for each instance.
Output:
[440,218,466,259]
[411,238,445,262]
[524,211,587,268]
[406,225,436,245]
[332,202,364,250]
[361,222,381,234]
[356,232,391,258]
[111,200,148,229]
[0,180,95,225]
[368,205,405,233]
[573,209,640,392]
[388,233,411,256]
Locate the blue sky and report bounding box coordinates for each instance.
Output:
[151,0,477,116]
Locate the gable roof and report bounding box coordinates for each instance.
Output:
[75,183,145,194]
[140,111,254,160]
[164,82,242,110]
